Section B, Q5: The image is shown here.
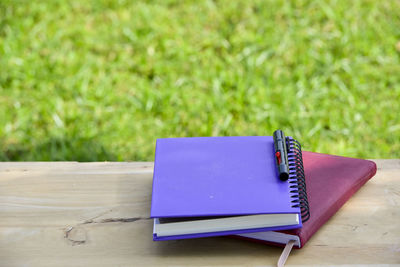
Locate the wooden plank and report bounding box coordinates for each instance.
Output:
[0,160,399,266]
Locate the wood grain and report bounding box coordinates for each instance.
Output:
[0,160,399,266]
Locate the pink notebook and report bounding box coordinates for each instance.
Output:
[235,151,377,248]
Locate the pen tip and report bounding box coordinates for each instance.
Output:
[279,173,289,181]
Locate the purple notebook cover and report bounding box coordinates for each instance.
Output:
[151,136,302,240]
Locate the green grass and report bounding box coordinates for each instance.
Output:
[1,0,400,161]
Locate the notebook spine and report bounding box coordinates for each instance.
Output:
[286,137,310,223]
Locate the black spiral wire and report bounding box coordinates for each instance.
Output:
[287,137,310,223]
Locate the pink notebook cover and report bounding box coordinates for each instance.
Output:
[235,151,377,248]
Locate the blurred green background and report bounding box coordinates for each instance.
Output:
[1,0,399,161]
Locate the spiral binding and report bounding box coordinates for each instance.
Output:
[286,136,310,223]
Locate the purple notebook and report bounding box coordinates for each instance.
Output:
[151,136,303,241]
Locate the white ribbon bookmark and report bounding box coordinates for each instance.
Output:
[277,240,295,267]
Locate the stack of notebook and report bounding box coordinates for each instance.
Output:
[150,132,377,249]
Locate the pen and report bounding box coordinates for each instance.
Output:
[273,129,290,181]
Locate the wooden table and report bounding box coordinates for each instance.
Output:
[0,160,399,266]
